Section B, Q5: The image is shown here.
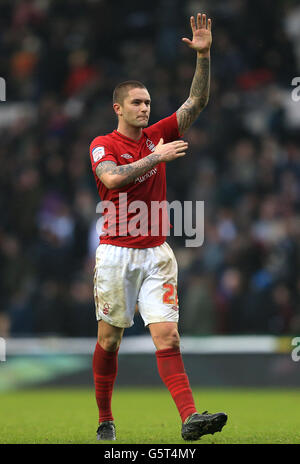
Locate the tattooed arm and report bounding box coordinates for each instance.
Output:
[96,156,161,190]
[96,138,188,189]
[176,55,210,134]
[177,13,212,134]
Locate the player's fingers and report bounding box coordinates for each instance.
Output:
[207,18,212,31]
[174,142,188,149]
[197,13,201,29]
[175,144,188,153]
[202,14,206,28]
[173,139,188,144]
[190,16,196,33]
[165,140,182,148]
[168,140,186,146]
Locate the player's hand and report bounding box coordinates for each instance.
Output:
[182,13,212,55]
[154,138,188,162]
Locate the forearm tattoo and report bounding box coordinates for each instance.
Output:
[96,154,161,188]
[177,56,210,133]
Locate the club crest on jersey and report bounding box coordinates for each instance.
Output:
[121,153,133,159]
[146,138,156,152]
[92,146,105,162]
[102,302,110,315]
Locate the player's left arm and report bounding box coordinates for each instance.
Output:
[176,13,212,135]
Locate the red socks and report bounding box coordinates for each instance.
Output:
[93,342,118,423]
[156,347,196,423]
[93,343,196,424]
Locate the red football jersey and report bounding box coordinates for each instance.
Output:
[90,112,181,248]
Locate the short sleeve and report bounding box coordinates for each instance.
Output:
[89,136,117,173]
[145,112,181,143]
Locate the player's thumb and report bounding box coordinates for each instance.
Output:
[157,138,164,146]
[182,38,192,46]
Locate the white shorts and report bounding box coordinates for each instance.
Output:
[93,242,179,328]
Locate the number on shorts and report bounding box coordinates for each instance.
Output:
[163,283,178,305]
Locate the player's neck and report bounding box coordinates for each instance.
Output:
[116,121,143,141]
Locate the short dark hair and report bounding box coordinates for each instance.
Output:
[113,80,147,104]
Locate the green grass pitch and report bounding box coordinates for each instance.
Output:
[0,387,300,444]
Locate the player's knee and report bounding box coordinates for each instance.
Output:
[98,334,122,352]
[153,328,180,350]
[166,329,180,350]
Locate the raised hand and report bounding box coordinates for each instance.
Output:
[182,13,212,55]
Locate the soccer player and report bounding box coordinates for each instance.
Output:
[90,13,227,441]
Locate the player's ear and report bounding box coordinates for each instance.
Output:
[113,102,122,117]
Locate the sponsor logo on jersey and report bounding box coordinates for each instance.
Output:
[92,146,105,162]
[121,153,133,159]
[135,167,157,184]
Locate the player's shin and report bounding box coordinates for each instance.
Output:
[93,342,119,423]
[155,347,197,423]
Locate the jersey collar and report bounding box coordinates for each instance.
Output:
[113,130,144,144]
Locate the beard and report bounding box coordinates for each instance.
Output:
[135,117,149,128]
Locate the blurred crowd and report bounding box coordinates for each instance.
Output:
[0,0,300,337]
